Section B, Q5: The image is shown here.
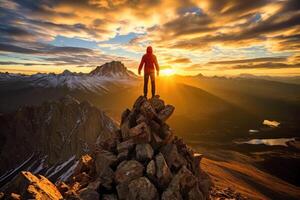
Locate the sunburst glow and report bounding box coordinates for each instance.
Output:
[160,69,176,76]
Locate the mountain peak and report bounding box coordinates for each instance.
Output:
[89,61,136,78]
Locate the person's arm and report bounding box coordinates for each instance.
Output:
[154,55,159,76]
[138,55,145,75]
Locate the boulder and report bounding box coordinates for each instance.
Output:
[132,96,147,110]
[117,139,135,153]
[73,172,91,189]
[155,153,172,189]
[158,105,175,122]
[103,194,118,200]
[117,150,129,163]
[86,179,101,191]
[163,166,198,198]
[149,96,165,112]
[161,189,182,200]
[151,132,164,150]
[128,122,151,143]
[198,178,212,198]
[149,120,161,134]
[95,150,117,175]
[188,185,204,200]
[127,177,159,200]
[160,143,187,171]
[160,124,172,139]
[114,160,144,184]
[121,109,131,125]
[192,153,203,176]
[146,160,156,180]
[73,154,93,176]
[120,120,131,140]
[99,167,114,190]
[135,143,154,162]
[79,188,99,200]
[136,114,147,124]
[140,101,157,119]
[96,128,119,151]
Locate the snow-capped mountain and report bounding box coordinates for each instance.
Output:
[0,61,137,92]
[90,61,137,78]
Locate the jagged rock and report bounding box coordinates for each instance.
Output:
[151,132,164,150]
[132,96,147,111]
[11,171,63,199]
[127,177,159,200]
[149,120,161,134]
[188,185,204,200]
[95,150,117,175]
[120,120,131,140]
[162,166,200,199]
[158,105,175,122]
[127,122,151,143]
[121,109,131,125]
[79,187,99,200]
[115,160,144,199]
[146,160,156,180]
[140,101,157,119]
[149,96,165,112]
[135,143,154,162]
[1,96,211,200]
[136,114,147,124]
[116,182,128,200]
[114,160,144,184]
[192,153,203,176]
[161,189,182,200]
[73,172,91,189]
[117,150,128,163]
[160,143,187,171]
[160,124,172,139]
[73,154,93,176]
[117,139,135,153]
[155,153,172,189]
[96,128,119,151]
[57,181,70,196]
[198,178,212,199]
[99,167,114,190]
[103,194,118,200]
[86,179,101,191]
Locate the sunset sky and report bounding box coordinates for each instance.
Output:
[0,0,299,76]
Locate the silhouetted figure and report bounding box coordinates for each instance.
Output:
[138,46,159,98]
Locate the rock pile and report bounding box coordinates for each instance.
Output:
[2,96,212,200]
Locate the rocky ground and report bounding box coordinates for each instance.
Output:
[0,96,219,200]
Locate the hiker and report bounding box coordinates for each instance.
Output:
[138,46,160,98]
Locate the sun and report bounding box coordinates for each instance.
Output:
[160,68,176,76]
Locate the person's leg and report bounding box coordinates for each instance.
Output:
[144,73,149,97]
[150,72,155,97]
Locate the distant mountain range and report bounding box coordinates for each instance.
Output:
[236,73,300,85]
[0,61,137,92]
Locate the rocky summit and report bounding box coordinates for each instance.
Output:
[0,96,212,200]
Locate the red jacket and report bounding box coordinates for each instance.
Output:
[138,46,159,74]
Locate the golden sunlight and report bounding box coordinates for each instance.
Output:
[160,68,176,76]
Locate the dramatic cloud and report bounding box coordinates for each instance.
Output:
[0,0,299,75]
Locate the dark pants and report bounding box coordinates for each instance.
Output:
[144,72,155,97]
